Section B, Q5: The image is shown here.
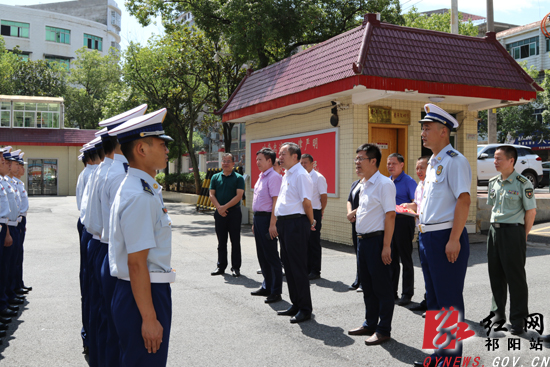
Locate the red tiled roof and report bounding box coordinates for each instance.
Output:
[218,14,541,122]
[0,128,97,146]
[496,21,540,38]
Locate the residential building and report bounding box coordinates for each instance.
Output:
[0,0,121,68]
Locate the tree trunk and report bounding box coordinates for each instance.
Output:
[223,122,234,153]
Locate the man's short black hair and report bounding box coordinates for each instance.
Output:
[496,145,518,166]
[96,146,105,161]
[222,153,234,162]
[418,156,430,162]
[301,154,313,163]
[101,135,119,155]
[356,143,382,168]
[388,153,404,163]
[120,137,153,164]
[87,150,99,162]
[281,142,301,160]
[256,148,276,165]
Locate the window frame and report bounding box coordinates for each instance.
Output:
[45,26,70,44]
[83,33,103,51]
[0,20,30,38]
[506,36,540,60]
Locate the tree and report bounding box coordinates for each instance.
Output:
[11,59,67,97]
[126,0,405,68]
[64,47,122,129]
[0,37,18,95]
[403,7,478,36]
[123,27,213,193]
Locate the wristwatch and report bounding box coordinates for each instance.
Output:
[311,219,316,227]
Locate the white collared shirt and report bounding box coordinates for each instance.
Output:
[274,162,313,216]
[109,167,172,279]
[76,164,95,211]
[355,171,396,234]
[83,158,113,238]
[101,154,129,243]
[0,177,10,219]
[80,164,99,220]
[418,144,471,225]
[309,169,327,210]
[13,177,28,216]
[0,177,19,222]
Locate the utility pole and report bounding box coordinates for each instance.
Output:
[486,0,497,143]
[450,0,459,34]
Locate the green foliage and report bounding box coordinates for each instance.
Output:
[155,172,166,186]
[64,47,122,129]
[0,37,18,95]
[126,0,405,68]
[11,59,67,97]
[403,7,478,36]
[164,171,206,186]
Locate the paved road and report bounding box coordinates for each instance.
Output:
[1,196,549,366]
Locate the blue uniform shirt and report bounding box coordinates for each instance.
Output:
[390,171,417,205]
[84,158,114,238]
[418,144,471,225]
[109,167,172,279]
[101,154,129,243]
[0,178,10,219]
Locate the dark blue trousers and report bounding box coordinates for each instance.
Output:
[6,226,20,302]
[93,243,108,367]
[307,210,323,276]
[80,228,92,348]
[112,279,172,367]
[357,233,394,336]
[101,253,120,367]
[253,214,282,295]
[0,225,6,311]
[86,237,102,367]
[16,216,27,290]
[277,216,312,313]
[419,227,469,364]
[214,206,242,271]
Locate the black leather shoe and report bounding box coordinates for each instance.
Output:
[0,330,6,338]
[397,296,412,306]
[256,269,262,274]
[290,310,311,324]
[0,316,11,324]
[22,286,32,291]
[8,298,24,305]
[265,294,282,303]
[308,273,320,280]
[231,268,240,277]
[414,360,437,367]
[0,337,3,345]
[541,334,550,343]
[210,268,225,276]
[0,309,17,317]
[277,306,299,316]
[348,325,375,336]
[7,305,18,312]
[510,325,525,335]
[251,288,270,297]
[83,346,89,355]
[15,289,28,295]
[0,323,7,331]
[410,302,427,311]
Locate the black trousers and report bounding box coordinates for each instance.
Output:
[253,215,283,295]
[214,206,242,271]
[307,209,323,275]
[277,215,312,313]
[390,215,415,298]
[351,223,360,287]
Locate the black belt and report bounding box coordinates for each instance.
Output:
[357,230,384,239]
[277,214,306,221]
[491,223,520,228]
[254,211,272,217]
[313,209,322,213]
[226,205,240,211]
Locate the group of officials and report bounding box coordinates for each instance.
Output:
[0,147,31,346]
[76,104,175,367]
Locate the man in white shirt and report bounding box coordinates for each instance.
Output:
[274,142,315,324]
[348,143,396,346]
[300,154,327,280]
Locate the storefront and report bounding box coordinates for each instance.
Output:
[217,14,541,244]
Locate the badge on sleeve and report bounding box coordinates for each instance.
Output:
[436,165,443,175]
[490,188,495,197]
[525,188,533,199]
[162,207,168,214]
[141,179,154,196]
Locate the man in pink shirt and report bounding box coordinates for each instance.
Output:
[251,148,283,303]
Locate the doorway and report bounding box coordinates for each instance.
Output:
[28,159,58,195]
[369,125,408,177]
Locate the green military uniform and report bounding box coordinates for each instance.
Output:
[487,170,536,328]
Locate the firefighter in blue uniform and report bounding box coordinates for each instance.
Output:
[413,104,472,367]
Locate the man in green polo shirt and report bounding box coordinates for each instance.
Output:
[486,145,536,335]
[209,153,245,277]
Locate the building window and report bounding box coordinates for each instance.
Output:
[506,36,539,60]
[0,20,30,38]
[13,102,60,128]
[45,26,70,44]
[0,102,10,127]
[547,38,550,53]
[111,11,121,28]
[84,34,102,51]
[45,56,70,70]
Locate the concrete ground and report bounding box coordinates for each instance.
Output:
[1,196,550,366]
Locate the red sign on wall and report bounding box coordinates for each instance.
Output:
[250,128,338,196]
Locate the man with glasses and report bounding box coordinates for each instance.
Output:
[209,153,245,277]
[348,144,396,346]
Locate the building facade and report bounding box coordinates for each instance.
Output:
[0,0,121,68]
[0,95,96,196]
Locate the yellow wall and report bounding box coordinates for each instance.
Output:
[9,145,83,196]
[245,97,478,246]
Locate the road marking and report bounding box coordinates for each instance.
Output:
[529,225,550,234]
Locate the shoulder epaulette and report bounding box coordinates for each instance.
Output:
[446,150,458,158]
[516,175,528,185]
[141,179,154,196]
[489,175,499,182]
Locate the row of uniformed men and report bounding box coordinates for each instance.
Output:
[76,105,175,367]
[0,147,32,345]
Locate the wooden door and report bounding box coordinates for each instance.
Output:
[370,127,397,177]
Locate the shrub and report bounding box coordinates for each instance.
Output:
[155,172,166,186]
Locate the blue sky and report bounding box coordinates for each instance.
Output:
[2,0,548,51]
